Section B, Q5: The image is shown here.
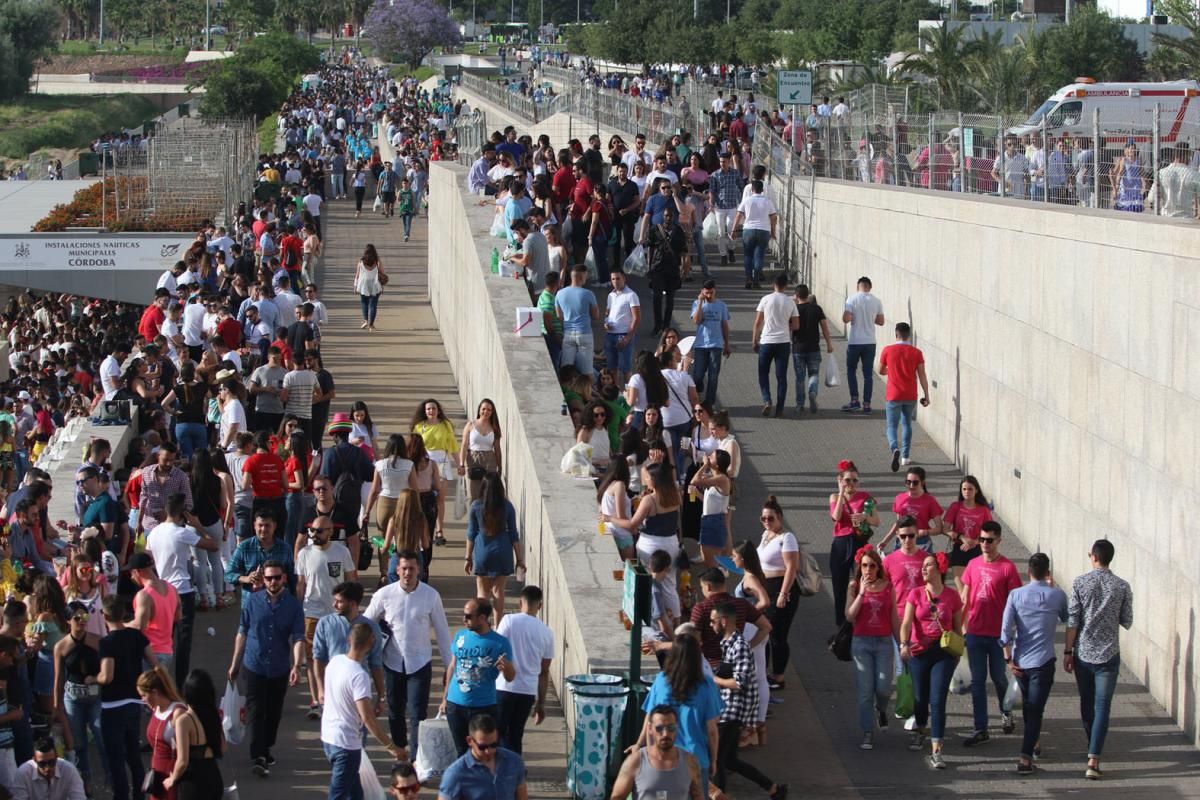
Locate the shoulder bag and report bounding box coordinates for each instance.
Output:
[927,585,965,658]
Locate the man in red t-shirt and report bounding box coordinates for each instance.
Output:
[878,322,929,472]
[567,160,594,265]
[215,306,242,351]
[551,152,575,220]
[959,520,1022,745]
[138,289,170,342]
[279,226,304,284]
[241,431,288,541]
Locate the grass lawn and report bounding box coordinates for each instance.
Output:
[0,94,161,160]
[258,114,279,153]
[390,65,437,83]
[57,39,191,57]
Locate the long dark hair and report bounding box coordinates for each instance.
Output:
[191,448,219,499]
[479,473,507,536]
[476,398,501,438]
[410,398,448,430]
[287,431,310,478]
[633,350,667,407]
[664,635,704,701]
[408,433,430,469]
[957,474,988,507]
[645,461,680,508]
[734,540,767,584]
[382,433,407,468]
[596,456,631,503]
[183,668,223,759]
[361,244,379,267]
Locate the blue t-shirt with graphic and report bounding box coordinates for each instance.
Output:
[446,629,513,708]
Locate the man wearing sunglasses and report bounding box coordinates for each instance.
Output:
[438,713,527,800]
[438,598,515,758]
[611,705,702,800]
[959,521,1022,748]
[228,559,305,779]
[11,736,86,800]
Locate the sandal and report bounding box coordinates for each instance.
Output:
[435,532,448,546]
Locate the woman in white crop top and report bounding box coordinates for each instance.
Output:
[365,433,418,540]
[689,449,731,567]
[757,495,801,688]
[458,398,502,501]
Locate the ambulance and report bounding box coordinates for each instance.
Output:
[1009,78,1200,146]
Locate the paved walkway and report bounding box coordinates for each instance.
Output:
[192,196,570,798]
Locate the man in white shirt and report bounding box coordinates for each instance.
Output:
[731,180,777,289]
[12,737,88,800]
[156,262,184,297]
[181,296,208,363]
[272,279,301,325]
[495,585,554,756]
[751,274,799,417]
[296,516,357,717]
[99,340,129,400]
[621,134,654,174]
[840,275,885,414]
[1157,142,1200,218]
[641,155,679,201]
[603,270,642,385]
[321,623,404,796]
[303,284,329,331]
[302,187,323,235]
[363,551,452,758]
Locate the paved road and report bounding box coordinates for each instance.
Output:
[192,196,570,799]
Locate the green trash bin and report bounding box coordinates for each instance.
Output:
[566,674,629,800]
[77,152,99,177]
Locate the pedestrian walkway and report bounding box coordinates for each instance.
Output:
[190,196,569,798]
[623,253,1200,798]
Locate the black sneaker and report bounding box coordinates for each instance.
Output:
[252,757,270,778]
[265,753,277,767]
[1017,760,1036,775]
[963,730,990,748]
[891,449,901,473]
[877,708,889,730]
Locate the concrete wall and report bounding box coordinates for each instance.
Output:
[804,177,1200,742]
[427,162,634,731]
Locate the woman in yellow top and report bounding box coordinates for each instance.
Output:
[410,398,456,544]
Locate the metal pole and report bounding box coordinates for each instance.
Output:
[892,118,899,186]
[101,153,107,228]
[99,0,105,46]
[997,114,1006,199]
[1153,103,1161,215]
[958,111,965,192]
[1093,107,1100,209]
[205,0,210,51]
[928,114,934,190]
[1041,115,1048,203]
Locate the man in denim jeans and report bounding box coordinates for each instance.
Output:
[1001,552,1068,775]
[791,285,833,414]
[690,280,731,407]
[878,322,929,472]
[841,276,885,414]
[751,275,798,417]
[554,265,599,377]
[1065,539,1133,780]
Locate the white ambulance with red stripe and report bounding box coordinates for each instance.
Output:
[1011,78,1200,145]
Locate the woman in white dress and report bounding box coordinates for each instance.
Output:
[353,243,387,331]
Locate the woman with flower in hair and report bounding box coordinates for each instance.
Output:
[899,550,963,769]
[846,544,899,751]
[829,459,879,628]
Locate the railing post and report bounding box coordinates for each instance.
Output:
[927,114,935,190]
[1093,107,1101,209]
[1040,115,1048,203]
[997,114,1006,199]
[958,111,966,193]
[1153,103,1161,215]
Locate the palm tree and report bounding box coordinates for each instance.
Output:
[1151,0,1200,75]
[967,37,1035,115]
[899,23,979,110]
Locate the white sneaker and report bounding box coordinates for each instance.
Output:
[900,458,913,467]
[904,715,917,731]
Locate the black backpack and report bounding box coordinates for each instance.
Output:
[332,445,363,515]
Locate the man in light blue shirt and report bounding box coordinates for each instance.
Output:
[313,581,384,716]
[467,149,497,195]
[689,280,731,407]
[554,265,599,377]
[1000,552,1067,774]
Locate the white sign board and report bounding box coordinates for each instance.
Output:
[777,70,813,106]
[0,235,194,272]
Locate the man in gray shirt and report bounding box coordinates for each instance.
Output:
[509,217,550,288]
[249,346,288,435]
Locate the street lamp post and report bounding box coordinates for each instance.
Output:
[205,0,211,51]
[99,0,105,46]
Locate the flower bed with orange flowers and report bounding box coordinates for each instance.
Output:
[32,177,207,232]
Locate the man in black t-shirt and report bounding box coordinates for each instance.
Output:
[792,284,834,415]
[97,595,156,800]
[306,350,335,449]
[286,303,317,369]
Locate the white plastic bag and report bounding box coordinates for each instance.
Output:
[453,475,468,520]
[414,714,458,782]
[372,194,383,213]
[949,658,972,695]
[560,442,594,478]
[584,247,599,284]
[623,244,647,276]
[796,547,822,596]
[1004,675,1023,710]
[220,681,245,746]
[824,354,841,388]
[489,210,508,238]
[702,211,719,241]
[359,750,387,800]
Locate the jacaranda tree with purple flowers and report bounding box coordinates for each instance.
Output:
[366,0,461,69]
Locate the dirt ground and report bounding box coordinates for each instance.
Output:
[37,53,182,74]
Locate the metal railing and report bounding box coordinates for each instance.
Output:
[459,73,564,124]
[568,81,708,149]
[453,109,489,165]
[751,125,817,287]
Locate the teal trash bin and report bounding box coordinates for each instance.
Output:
[566,674,629,800]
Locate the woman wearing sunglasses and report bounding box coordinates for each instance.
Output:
[829,459,880,628]
[53,601,105,794]
[63,554,106,644]
[899,551,963,769]
[680,403,716,545]
[576,401,612,472]
[880,466,943,554]
[846,545,899,751]
[757,496,802,691]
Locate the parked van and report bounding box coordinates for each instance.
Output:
[1010,78,1200,146]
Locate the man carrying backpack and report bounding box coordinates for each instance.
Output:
[321,413,374,570]
[279,225,305,295]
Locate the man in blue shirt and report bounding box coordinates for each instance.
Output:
[1000,552,1068,775]
[689,280,731,407]
[438,713,527,800]
[225,510,295,602]
[554,265,599,377]
[638,179,676,244]
[228,559,304,778]
[438,598,516,757]
[313,581,385,718]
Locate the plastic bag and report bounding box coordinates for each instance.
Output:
[489,210,508,238]
[453,475,468,520]
[894,669,914,719]
[1004,675,1023,710]
[584,247,599,284]
[359,750,387,800]
[824,355,841,388]
[372,194,383,213]
[701,211,719,241]
[414,714,458,782]
[623,244,647,276]
[796,547,822,596]
[949,657,972,695]
[220,681,245,746]
[560,442,594,478]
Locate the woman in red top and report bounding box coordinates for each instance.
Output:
[242,431,287,543]
[283,431,315,552]
[899,552,963,769]
[829,459,879,628]
[880,466,944,553]
[139,667,187,800]
[846,545,899,751]
[943,475,992,584]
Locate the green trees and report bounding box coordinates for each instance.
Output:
[0,0,58,101]
[1024,6,1142,97]
[198,32,320,118]
[365,0,460,68]
[898,23,978,109]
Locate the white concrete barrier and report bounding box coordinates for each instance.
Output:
[805,178,1200,743]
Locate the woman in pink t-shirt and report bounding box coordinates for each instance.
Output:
[899,552,963,769]
[943,475,993,584]
[881,466,944,552]
[829,459,880,629]
[845,545,899,750]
